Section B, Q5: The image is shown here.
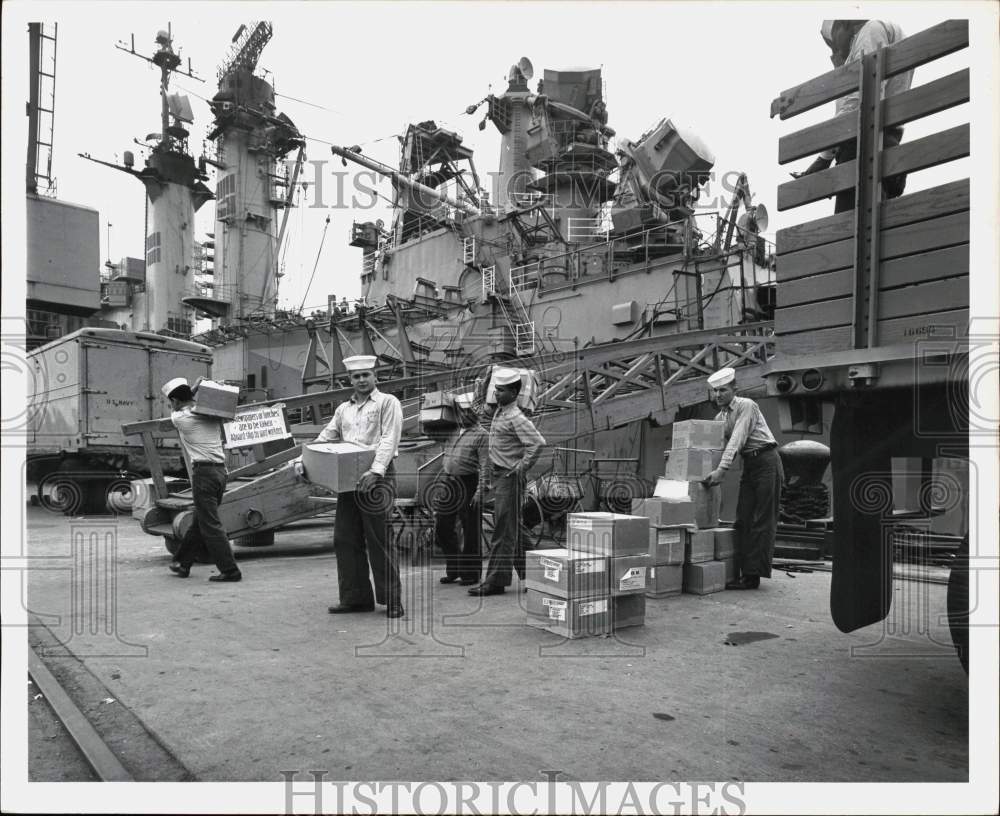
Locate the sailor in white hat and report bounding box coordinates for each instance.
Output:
[792,19,912,213]
[470,366,546,596]
[430,390,489,586]
[300,353,405,618]
[703,366,782,590]
[160,376,242,582]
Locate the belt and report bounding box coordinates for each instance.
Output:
[192,460,226,468]
[742,443,777,459]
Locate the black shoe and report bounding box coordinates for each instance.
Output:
[726,576,760,590]
[327,603,375,614]
[458,577,479,586]
[209,569,242,582]
[169,563,190,578]
[468,584,504,596]
[386,604,405,618]
[440,576,460,584]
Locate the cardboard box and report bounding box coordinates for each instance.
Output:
[567,513,649,557]
[685,529,715,564]
[632,487,720,529]
[301,441,377,493]
[130,476,187,519]
[664,448,723,481]
[610,554,650,596]
[649,526,686,564]
[683,561,727,595]
[672,420,726,450]
[525,590,611,638]
[525,549,609,599]
[713,527,737,560]
[722,556,738,583]
[612,594,646,629]
[646,564,683,598]
[191,380,240,420]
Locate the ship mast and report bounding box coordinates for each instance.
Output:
[80,24,213,336]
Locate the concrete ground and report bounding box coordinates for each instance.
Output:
[22,504,968,782]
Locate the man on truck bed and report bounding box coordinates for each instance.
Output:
[794,19,913,213]
[162,377,242,583]
[702,367,783,590]
[300,355,405,619]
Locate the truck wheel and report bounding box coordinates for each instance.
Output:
[105,479,134,515]
[946,534,969,674]
[235,531,275,548]
[39,476,84,515]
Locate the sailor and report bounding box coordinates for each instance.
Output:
[793,20,913,213]
[161,377,242,582]
[469,368,546,597]
[432,392,488,586]
[702,367,784,590]
[300,355,405,618]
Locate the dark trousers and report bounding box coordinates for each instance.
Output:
[435,473,482,582]
[483,467,525,588]
[333,466,400,606]
[175,463,238,573]
[734,448,784,579]
[834,126,906,213]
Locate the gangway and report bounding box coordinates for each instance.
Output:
[124,320,773,554]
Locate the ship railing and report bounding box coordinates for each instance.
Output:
[567,216,610,243]
[515,321,536,356]
[509,261,540,292]
[362,251,377,276]
[481,265,496,299]
[463,236,477,265]
[509,191,554,211]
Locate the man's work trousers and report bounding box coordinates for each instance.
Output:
[734,448,785,579]
[434,472,482,582]
[333,466,400,607]
[482,466,525,588]
[834,126,905,213]
[175,463,238,573]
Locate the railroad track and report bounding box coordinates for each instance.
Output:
[27,621,194,782]
[28,647,132,781]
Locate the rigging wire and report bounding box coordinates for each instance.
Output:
[299,214,332,312]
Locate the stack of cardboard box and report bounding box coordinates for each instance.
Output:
[525,512,649,637]
[632,420,728,596]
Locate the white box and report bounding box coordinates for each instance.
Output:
[301,441,376,493]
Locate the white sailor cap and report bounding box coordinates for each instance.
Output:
[821,20,835,45]
[707,367,736,388]
[161,377,189,399]
[492,367,521,387]
[343,355,377,372]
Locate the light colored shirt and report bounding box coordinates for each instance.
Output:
[442,425,488,478]
[820,20,914,160]
[316,387,402,476]
[170,405,226,466]
[715,396,777,473]
[488,403,546,473]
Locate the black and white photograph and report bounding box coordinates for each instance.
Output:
[2,1,997,813]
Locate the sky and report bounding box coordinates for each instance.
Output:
[2,0,983,317]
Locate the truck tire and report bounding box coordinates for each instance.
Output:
[946,534,969,674]
[235,531,275,548]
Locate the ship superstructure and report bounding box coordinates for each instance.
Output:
[198,21,304,325]
[199,57,774,414]
[82,25,213,335]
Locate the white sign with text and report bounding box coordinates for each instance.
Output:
[223,404,291,449]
